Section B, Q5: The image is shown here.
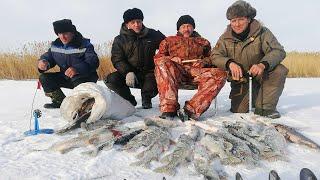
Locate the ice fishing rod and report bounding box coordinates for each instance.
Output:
[229,70,252,113]
[248,73,252,112]
[24,80,54,136]
[28,80,42,130]
[248,70,267,113]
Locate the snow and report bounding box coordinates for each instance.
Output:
[0,79,319,180]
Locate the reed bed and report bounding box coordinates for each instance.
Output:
[0,42,319,79]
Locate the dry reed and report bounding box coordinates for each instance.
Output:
[0,42,319,79]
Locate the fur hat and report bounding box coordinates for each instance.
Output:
[123,8,144,23]
[226,0,256,20]
[176,15,195,30]
[53,19,76,35]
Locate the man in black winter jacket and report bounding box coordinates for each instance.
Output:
[104,8,165,109]
[38,19,99,109]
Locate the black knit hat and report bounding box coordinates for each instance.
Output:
[226,0,256,20]
[176,15,195,30]
[53,19,76,35]
[123,8,144,23]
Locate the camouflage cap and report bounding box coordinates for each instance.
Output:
[226,0,256,20]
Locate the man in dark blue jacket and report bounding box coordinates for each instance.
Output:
[38,19,99,109]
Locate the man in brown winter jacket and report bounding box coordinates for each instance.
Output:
[154,15,227,121]
[208,0,288,119]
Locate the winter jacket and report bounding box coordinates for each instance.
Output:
[209,19,286,71]
[154,31,211,65]
[39,32,99,80]
[111,23,165,76]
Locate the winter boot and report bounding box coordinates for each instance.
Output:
[300,168,317,180]
[127,95,137,106]
[159,112,177,120]
[177,108,198,121]
[269,170,281,180]
[254,108,281,119]
[44,89,66,109]
[142,97,152,109]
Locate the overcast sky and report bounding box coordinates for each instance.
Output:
[1,0,319,52]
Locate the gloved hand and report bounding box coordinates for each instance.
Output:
[126,72,137,88]
[38,60,49,71]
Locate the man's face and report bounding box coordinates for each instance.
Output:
[230,17,250,34]
[126,19,143,33]
[178,24,194,38]
[58,32,74,45]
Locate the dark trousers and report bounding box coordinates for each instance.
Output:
[230,64,288,113]
[39,72,98,93]
[104,71,158,104]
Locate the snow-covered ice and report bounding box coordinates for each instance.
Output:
[0,79,319,180]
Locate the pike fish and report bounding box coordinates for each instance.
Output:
[83,127,144,157]
[50,126,115,154]
[193,143,222,180]
[130,129,171,168]
[218,129,258,166]
[224,122,271,157]
[123,126,169,151]
[56,98,95,135]
[273,123,320,150]
[259,126,287,160]
[200,134,240,165]
[144,117,182,128]
[80,118,120,131]
[154,126,200,175]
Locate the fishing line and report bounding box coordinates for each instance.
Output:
[29,81,40,130]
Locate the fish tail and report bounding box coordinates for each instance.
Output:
[81,148,99,157]
[130,161,150,169]
[160,153,172,163]
[154,165,175,176]
[136,151,145,159]
[130,160,143,167]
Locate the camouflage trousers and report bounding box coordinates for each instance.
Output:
[230,64,289,113]
[154,58,227,119]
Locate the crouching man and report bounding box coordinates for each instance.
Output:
[154,15,227,120]
[38,19,99,108]
[208,0,288,118]
[104,8,165,109]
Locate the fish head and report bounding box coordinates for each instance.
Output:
[60,94,92,122]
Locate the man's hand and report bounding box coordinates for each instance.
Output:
[171,57,182,64]
[192,59,205,68]
[249,63,265,77]
[229,62,243,81]
[126,72,137,88]
[65,67,77,78]
[38,60,49,71]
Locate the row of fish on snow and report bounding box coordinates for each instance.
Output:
[30,83,320,179]
[38,113,320,180]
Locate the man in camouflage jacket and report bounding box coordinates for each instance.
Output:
[208,0,288,118]
[154,15,227,120]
